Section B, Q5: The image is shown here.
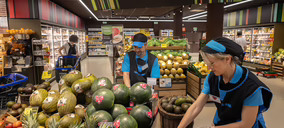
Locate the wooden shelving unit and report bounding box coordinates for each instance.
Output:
[271,62,284,76]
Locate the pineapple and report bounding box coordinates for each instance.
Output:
[22,112,40,128]
[47,118,60,128]
[84,114,97,128]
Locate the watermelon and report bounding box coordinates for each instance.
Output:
[111,84,130,106]
[109,104,128,119]
[113,114,138,128]
[29,89,48,107]
[86,104,96,116]
[71,78,92,94]
[58,92,77,116]
[130,82,152,104]
[92,88,115,111]
[61,70,83,86]
[89,110,113,126]
[130,105,153,128]
[91,77,112,93]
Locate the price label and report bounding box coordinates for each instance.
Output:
[42,71,52,80]
[161,44,168,48]
[147,78,157,86]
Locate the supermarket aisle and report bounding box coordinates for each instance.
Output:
[80,57,114,83]
[193,76,284,128]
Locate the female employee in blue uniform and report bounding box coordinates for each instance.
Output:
[122,33,160,88]
[178,37,272,128]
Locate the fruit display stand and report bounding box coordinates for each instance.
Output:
[271,61,284,77]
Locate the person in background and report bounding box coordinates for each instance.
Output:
[235,30,247,62]
[122,33,160,88]
[59,35,79,56]
[178,37,272,128]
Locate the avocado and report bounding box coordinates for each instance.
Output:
[9,110,19,117]
[17,108,24,114]
[186,97,194,103]
[174,106,183,114]
[181,103,191,112]
[173,105,177,109]
[164,104,174,113]
[169,97,177,104]
[17,87,25,94]
[12,103,21,110]
[161,99,168,104]
[6,101,16,108]
[175,98,187,106]
[162,103,168,109]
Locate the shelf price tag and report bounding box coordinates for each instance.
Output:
[42,71,52,80]
[161,44,168,48]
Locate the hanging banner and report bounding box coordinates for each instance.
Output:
[112,25,123,45]
[102,25,112,44]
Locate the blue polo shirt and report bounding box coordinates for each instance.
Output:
[122,51,160,78]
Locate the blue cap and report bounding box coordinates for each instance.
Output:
[133,42,145,48]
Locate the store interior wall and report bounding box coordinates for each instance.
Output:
[273,23,284,53]
[8,19,42,39]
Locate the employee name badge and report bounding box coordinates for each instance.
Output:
[208,94,221,104]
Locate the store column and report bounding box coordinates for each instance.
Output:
[174,7,183,37]
[206,4,224,42]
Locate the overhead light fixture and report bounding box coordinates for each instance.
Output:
[183,0,253,20]
[189,14,207,20]
[188,7,191,10]
[190,9,204,12]
[182,5,185,8]
[79,0,98,20]
[180,10,182,13]
[173,12,175,16]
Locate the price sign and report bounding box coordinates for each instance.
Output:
[161,44,168,48]
[42,71,52,80]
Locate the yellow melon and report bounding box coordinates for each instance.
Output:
[182,53,189,60]
[162,56,168,62]
[160,62,166,69]
[176,57,183,64]
[157,54,163,60]
[177,68,183,75]
[171,68,177,75]
[173,62,180,69]
[163,74,168,78]
[168,54,174,60]
[164,69,170,75]
[175,74,180,78]
[160,69,164,75]
[182,60,189,65]
[180,74,186,78]
[168,74,174,78]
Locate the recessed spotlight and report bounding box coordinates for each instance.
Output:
[182,5,185,8]
[173,12,175,15]
[89,17,92,19]
[180,10,182,13]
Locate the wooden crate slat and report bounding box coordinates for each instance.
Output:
[154,83,186,91]
[158,90,186,97]
[187,72,200,83]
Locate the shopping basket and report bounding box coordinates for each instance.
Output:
[55,56,81,82]
[0,73,28,109]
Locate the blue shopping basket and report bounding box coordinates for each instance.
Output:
[0,73,28,109]
[55,56,81,82]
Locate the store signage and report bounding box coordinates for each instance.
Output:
[102,25,112,44]
[193,27,198,32]
[154,22,159,24]
[161,44,168,48]
[112,25,124,45]
[103,22,107,24]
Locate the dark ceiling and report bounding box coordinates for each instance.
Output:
[50,0,281,21]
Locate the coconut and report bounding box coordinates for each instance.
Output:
[42,96,59,113]
[57,92,77,116]
[29,89,48,107]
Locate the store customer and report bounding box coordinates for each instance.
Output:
[178,37,272,128]
[122,33,160,88]
[59,35,78,56]
[235,30,247,63]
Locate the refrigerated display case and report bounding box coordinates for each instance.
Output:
[41,25,54,69]
[223,29,236,40]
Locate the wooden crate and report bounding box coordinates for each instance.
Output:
[187,71,205,99]
[154,83,187,97]
[271,62,284,76]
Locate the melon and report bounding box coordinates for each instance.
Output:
[177,68,184,75]
[162,74,168,78]
[160,69,164,75]
[173,62,180,69]
[160,62,166,69]
[42,96,59,113]
[71,78,92,94]
[85,73,97,83]
[157,54,163,60]
[167,54,174,60]
[180,74,187,78]
[176,57,183,64]
[130,105,153,128]
[113,114,138,128]
[171,68,177,75]
[57,92,77,116]
[168,74,174,78]
[130,82,152,104]
[86,103,96,116]
[45,113,60,128]
[75,104,86,119]
[48,90,60,97]
[29,89,48,107]
[182,60,189,65]
[182,53,189,60]
[164,69,170,75]
[166,61,173,70]
[59,113,81,128]
[91,77,113,93]
[175,74,180,78]
[162,56,168,62]
[109,104,128,119]
[61,70,83,86]
[37,112,48,126]
[89,110,113,127]
[111,84,130,106]
[92,88,115,111]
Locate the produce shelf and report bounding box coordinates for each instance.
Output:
[147,46,186,50]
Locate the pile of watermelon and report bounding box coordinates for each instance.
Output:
[87,80,154,128]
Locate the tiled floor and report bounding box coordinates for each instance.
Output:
[82,57,284,128]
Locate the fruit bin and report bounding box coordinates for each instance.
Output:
[187,71,205,99]
[0,73,28,110]
[158,96,194,128]
[19,94,30,105]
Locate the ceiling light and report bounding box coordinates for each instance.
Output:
[182,5,185,8]
[190,9,204,12]
[98,18,206,22]
[199,3,202,5]
[183,11,207,19]
[180,10,182,13]
[224,0,253,8]
[188,6,191,10]
[79,0,98,20]
[173,12,175,16]
[189,14,207,20]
